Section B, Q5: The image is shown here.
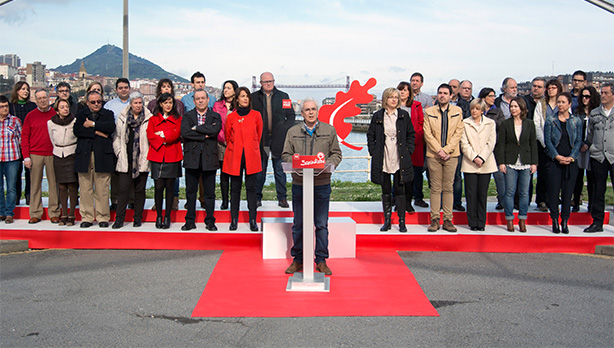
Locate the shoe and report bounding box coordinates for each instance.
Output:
[66,217,75,226]
[285,261,303,274]
[58,216,67,226]
[25,195,30,205]
[257,200,262,207]
[99,222,109,228]
[453,204,465,212]
[183,202,188,209]
[0,216,5,221]
[28,217,41,224]
[278,199,289,208]
[206,222,218,231]
[162,216,171,229]
[155,216,163,229]
[470,227,477,231]
[495,203,503,210]
[414,199,429,208]
[571,205,580,213]
[151,204,156,211]
[583,223,603,233]
[538,202,549,212]
[399,219,407,233]
[552,219,560,234]
[396,195,407,232]
[477,227,485,231]
[112,220,123,229]
[220,200,229,210]
[181,223,196,231]
[380,194,392,231]
[133,218,141,227]
[172,197,179,211]
[561,220,569,234]
[406,203,415,213]
[249,219,258,231]
[427,218,440,232]
[5,216,14,224]
[127,203,135,210]
[50,216,60,223]
[109,203,117,211]
[316,261,332,275]
[229,218,238,231]
[519,219,527,233]
[80,221,93,228]
[442,220,457,232]
[507,220,514,232]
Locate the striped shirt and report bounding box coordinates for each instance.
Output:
[0,114,22,162]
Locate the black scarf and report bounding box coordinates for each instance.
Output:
[125,109,146,179]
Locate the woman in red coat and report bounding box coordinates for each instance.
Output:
[398,81,425,212]
[147,93,183,229]
[222,87,262,231]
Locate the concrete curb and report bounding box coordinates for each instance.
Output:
[595,245,614,256]
[0,240,29,254]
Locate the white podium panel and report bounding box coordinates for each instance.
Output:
[261,217,356,260]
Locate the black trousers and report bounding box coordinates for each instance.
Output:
[548,160,578,221]
[572,168,594,209]
[185,167,216,225]
[535,144,549,205]
[382,171,403,196]
[116,171,148,222]
[464,173,490,229]
[230,154,257,221]
[154,178,175,219]
[219,160,230,203]
[590,158,614,226]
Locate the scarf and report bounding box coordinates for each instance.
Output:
[125,109,146,179]
[50,113,75,126]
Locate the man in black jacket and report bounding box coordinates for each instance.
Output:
[252,72,295,208]
[73,91,116,228]
[180,89,222,231]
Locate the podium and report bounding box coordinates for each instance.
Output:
[282,156,335,292]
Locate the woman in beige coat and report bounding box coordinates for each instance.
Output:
[112,92,152,228]
[460,99,498,231]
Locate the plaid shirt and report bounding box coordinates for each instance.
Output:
[197,110,207,126]
[0,114,22,162]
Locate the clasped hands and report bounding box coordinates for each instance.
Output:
[83,119,108,138]
[437,148,450,161]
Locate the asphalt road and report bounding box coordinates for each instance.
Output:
[1,249,612,348]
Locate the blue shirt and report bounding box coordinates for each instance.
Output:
[104,98,129,120]
[181,92,216,112]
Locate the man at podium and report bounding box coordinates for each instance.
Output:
[281,98,342,275]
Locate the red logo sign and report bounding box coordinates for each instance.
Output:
[282,99,292,109]
[292,152,326,169]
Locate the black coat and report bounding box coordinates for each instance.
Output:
[252,87,296,157]
[494,117,538,166]
[181,108,222,170]
[367,108,416,185]
[73,107,116,173]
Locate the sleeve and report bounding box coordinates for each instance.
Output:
[479,122,497,163]
[147,118,163,150]
[73,110,95,139]
[21,115,31,158]
[195,112,222,138]
[112,119,121,157]
[422,111,441,155]
[530,121,538,165]
[405,112,415,155]
[328,127,342,166]
[442,113,465,155]
[569,118,583,160]
[94,111,116,136]
[413,104,425,151]
[180,113,199,141]
[366,114,376,156]
[460,124,477,161]
[494,122,507,165]
[534,102,545,147]
[544,119,559,160]
[282,128,295,163]
[164,118,182,144]
[585,114,594,148]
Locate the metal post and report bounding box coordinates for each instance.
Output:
[302,168,315,282]
[122,0,129,79]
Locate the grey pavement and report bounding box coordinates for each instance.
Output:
[1,249,613,348]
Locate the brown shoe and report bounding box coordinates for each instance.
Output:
[5,216,14,224]
[28,217,41,224]
[519,219,527,232]
[427,218,440,232]
[316,261,332,275]
[50,216,60,223]
[58,216,67,226]
[507,220,514,232]
[66,217,75,226]
[442,220,457,232]
[285,261,303,274]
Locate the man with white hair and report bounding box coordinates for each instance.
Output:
[495,77,518,119]
[282,98,342,276]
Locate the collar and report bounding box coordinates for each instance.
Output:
[304,121,318,135]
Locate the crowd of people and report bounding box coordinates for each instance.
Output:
[1,70,612,240]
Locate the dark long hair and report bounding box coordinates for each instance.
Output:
[579,86,600,116]
[220,80,239,103]
[478,87,495,99]
[545,79,563,104]
[234,87,252,109]
[10,81,30,104]
[155,79,174,98]
[154,93,179,119]
[510,97,528,119]
[396,81,414,107]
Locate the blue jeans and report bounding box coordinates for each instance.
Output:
[256,153,287,201]
[291,184,331,264]
[493,170,506,205]
[453,153,463,206]
[0,160,20,217]
[412,165,424,201]
[503,166,531,220]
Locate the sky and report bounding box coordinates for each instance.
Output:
[1,0,613,101]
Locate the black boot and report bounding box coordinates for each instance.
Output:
[249,219,258,231]
[155,216,163,229]
[396,195,407,232]
[162,216,171,229]
[380,194,392,231]
[229,218,238,231]
[552,219,560,234]
[220,197,229,210]
[561,219,569,234]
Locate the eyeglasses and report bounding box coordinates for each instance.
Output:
[486,94,495,97]
[261,80,274,84]
[89,100,102,104]
[572,79,585,83]
[0,105,9,109]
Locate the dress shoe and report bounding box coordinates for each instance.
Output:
[552,220,560,234]
[495,203,504,210]
[0,215,5,221]
[229,218,238,231]
[470,227,477,231]
[58,216,67,226]
[507,220,514,232]
[414,199,429,208]
[50,216,60,223]
[155,216,163,229]
[583,223,603,233]
[162,216,171,229]
[5,216,14,224]
[285,261,303,274]
[220,200,229,210]
[127,203,135,210]
[561,220,569,234]
[112,220,124,229]
[66,217,75,226]
[278,199,289,208]
[249,219,259,231]
[98,222,109,228]
[453,204,465,212]
[80,221,93,228]
[28,217,41,224]
[316,261,332,275]
[538,202,549,212]
[571,205,580,213]
[206,223,218,231]
[257,200,262,207]
[181,223,196,231]
[442,220,457,232]
[427,218,440,232]
[109,203,117,211]
[477,227,485,231]
[518,219,527,233]
[406,203,415,213]
[151,204,157,211]
[133,218,141,227]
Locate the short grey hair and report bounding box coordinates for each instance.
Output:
[531,77,547,85]
[300,98,319,112]
[129,91,144,104]
[34,89,48,97]
[460,80,473,87]
[501,77,515,92]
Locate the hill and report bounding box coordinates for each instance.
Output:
[54,44,188,83]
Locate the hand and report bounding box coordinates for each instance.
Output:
[84,119,95,128]
[473,157,484,167]
[530,164,537,174]
[580,144,589,153]
[437,148,448,160]
[499,164,507,174]
[24,158,32,169]
[95,130,108,138]
[155,131,165,138]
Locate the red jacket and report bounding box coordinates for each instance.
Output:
[222,109,262,176]
[146,114,183,163]
[410,100,425,167]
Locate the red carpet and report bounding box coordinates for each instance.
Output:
[191,247,439,317]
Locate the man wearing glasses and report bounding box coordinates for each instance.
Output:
[570,70,587,113]
[252,72,295,208]
[74,91,116,228]
[55,82,78,116]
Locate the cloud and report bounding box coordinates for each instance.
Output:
[389,66,406,73]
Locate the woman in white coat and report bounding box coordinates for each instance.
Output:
[112,92,152,228]
[460,99,498,231]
